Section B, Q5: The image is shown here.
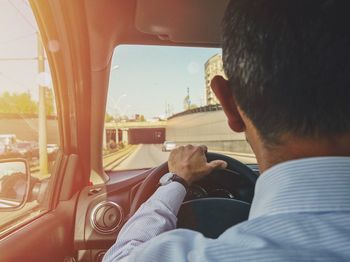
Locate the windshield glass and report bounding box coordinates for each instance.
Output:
[104,45,256,171]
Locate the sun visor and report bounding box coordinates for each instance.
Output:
[135,0,229,45]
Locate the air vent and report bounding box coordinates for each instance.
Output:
[90,201,124,234]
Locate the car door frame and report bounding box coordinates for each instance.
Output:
[0,0,93,260]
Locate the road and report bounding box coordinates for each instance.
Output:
[113,144,170,170]
[113,144,256,171]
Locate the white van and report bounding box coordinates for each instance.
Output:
[0,134,16,146]
[0,134,17,154]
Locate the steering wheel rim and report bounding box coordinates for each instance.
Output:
[129,152,257,216]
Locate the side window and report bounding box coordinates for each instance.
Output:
[0,1,59,235]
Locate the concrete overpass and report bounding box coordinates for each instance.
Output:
[1,108,252,155]
[104,106,252,154]
[104,121,167,146]
[166,109,253,154]
[0,118,59,144]
[0,107,252,153]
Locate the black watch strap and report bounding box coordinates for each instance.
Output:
[170,173,189,191]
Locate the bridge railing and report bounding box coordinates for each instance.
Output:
[168,104,223,120]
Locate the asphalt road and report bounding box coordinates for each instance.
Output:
[113,144,257,171]
[113,144,170,170]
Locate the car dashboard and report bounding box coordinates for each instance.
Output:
[74,164,259,261]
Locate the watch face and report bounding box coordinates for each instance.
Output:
[159,173,173,185]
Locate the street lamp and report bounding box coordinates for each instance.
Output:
[111,65,119,71]
[116,94,127,105]
[106,94,127,120]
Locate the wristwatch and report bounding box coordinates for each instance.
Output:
[159,173,189,191]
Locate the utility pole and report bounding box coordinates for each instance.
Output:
[187,87,191,109]
[165,101,169,117]
[37,32,48,175]
[0,33,49,175]
[0,32,48,175]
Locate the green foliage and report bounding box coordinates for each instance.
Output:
[139,115,146,121]
[44,87,55,116]
[0,91,38,114]
[183,95,190,110]
[105,112,115,122]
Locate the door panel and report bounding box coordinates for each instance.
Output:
[1,0,94,260]
[0,194,78,262]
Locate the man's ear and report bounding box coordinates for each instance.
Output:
[211,75,245,132]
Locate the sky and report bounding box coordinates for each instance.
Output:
[108,46,220,118]
[0,0,221,119]
[0,0,51,102]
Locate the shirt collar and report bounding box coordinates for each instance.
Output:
[249,157,350,220]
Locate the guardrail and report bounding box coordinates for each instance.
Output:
[29,145,138,175]
[167,104,223,120]
[103,145,137,171]
[0,113,58,120]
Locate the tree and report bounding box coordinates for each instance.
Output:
[134,114,146,121]
[183,95,190,110]
[0,91,38,114]
[44,87,55,116]
[105,112,114,122]
[139,115,146,121]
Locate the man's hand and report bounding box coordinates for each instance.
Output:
[168,145,227,185]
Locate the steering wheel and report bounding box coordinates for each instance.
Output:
[129,152,258,238]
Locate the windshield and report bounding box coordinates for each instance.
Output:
[104,45,256,171]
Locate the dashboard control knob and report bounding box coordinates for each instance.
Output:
[90,201,124,234]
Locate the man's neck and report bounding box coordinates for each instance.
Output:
[256,134,350,173]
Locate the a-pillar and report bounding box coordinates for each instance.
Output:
[103,125,107,149]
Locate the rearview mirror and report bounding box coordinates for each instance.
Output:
[0,159,30,211]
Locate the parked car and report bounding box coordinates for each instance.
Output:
[0,134,16,147]
[0,134,17,158]
[47,144,59,161]
[46,144,58,155]
[0,144,6,156]
[162,141,176,152]
[11,142,39,160]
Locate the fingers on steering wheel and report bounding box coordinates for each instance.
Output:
[199,145,208,153]
[207,160,228,170]
[186,144,195,151]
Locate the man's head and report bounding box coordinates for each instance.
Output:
[212,0,350,149]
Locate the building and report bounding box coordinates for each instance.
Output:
[204,53,226,105]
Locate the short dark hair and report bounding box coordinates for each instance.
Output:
[222,0,350,144]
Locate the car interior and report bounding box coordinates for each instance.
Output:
[0,1,261,261]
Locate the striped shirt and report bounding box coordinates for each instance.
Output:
[103,157,350,262]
